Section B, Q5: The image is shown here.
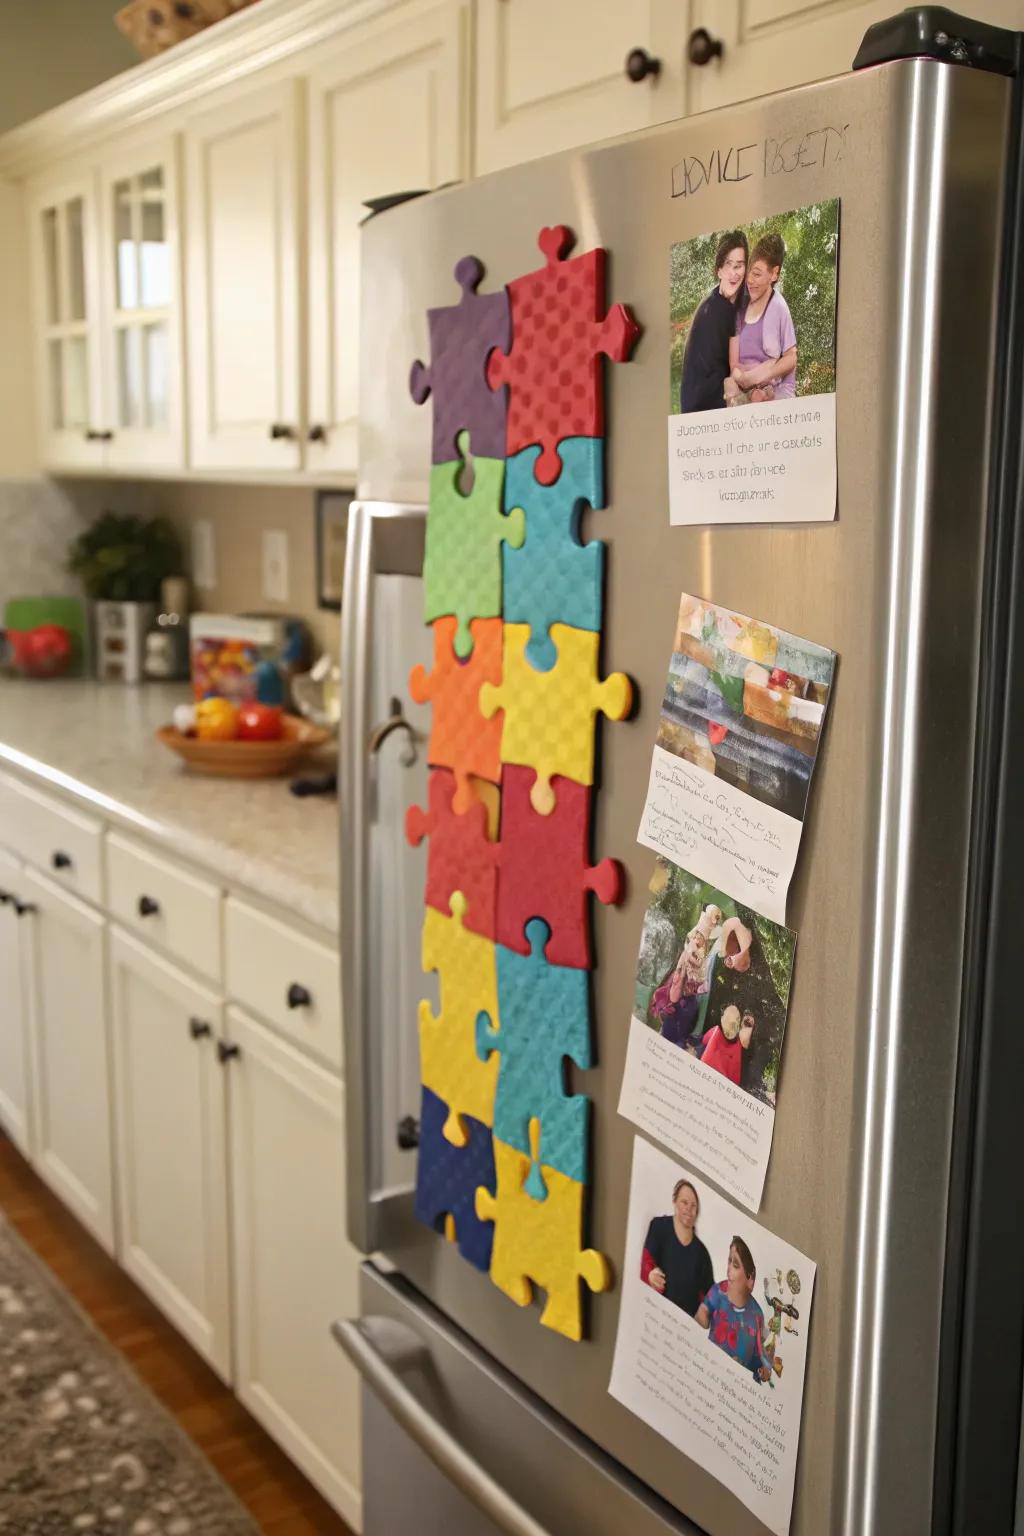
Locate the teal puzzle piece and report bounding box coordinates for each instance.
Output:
[476,919,592,1185]
[501,437,605,672]
[424,448,524,658]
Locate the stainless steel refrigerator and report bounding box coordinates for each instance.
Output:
[337,11,1024,1534]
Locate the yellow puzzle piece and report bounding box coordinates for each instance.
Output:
[479,623,632,814]
[419,891,499,1146]
[474,1126,612,1341]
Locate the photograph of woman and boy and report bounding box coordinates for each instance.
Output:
[641,1180,784,1384]
[670,198,839,416]
[656,592,835,825]
[635,858,795,1107]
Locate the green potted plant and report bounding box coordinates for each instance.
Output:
[68,512,183,683]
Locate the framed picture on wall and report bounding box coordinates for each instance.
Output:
[316,490,352,611]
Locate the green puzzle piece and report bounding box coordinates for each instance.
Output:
[423,454,524,657]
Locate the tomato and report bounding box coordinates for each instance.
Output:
[195,697,240,741]
[237,703,283,742]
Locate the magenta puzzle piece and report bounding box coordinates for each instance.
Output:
[496,766,624,969]
[410,255,511,465]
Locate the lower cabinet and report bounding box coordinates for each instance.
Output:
[108,927,232,1379]
[0,848,34,1157]
[22,867,115,1252]
[226,1004,361,1529]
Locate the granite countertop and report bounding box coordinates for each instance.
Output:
[0,679,340,935]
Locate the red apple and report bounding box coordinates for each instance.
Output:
[237,703,283,742]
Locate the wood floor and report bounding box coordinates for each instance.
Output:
[0,1132,354,1536]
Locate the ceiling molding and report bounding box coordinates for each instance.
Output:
[0,0,403,179]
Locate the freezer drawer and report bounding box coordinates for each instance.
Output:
[337,1261,700,1536]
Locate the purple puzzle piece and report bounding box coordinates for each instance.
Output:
[409,256,510,465]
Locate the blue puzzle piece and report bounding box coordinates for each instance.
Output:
[501,437,605,671]
[414,1085,496,1272]
[475,920,592,1184]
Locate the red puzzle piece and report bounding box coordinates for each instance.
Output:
[486,226,641,485]
[496,767,623,969]
[409,617,503,811]
[406,768,498,939]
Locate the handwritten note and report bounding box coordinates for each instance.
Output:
[671,124,849,199]
[668,393,837,526]
[609,1136,816,1536]
[618,1016,775,1211]
[638,745,798,922]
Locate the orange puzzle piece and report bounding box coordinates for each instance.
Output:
[410,616,503,813]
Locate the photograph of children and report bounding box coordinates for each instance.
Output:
[670,199,839,415]
[610,1137,816,1536]
[656,591,835,825]
[635,858,795,1108]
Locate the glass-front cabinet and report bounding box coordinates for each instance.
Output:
[30,176,105,469]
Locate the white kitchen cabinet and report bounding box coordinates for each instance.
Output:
[184,79,303,472]
[0,849,35,1158]
[226,1004,361,1528]
[98,135,185,471]
[108,927,232,1378]
[473,0,686,175]
[22,867,115,1252]
[306,2,468,475]
[27,172,106,469]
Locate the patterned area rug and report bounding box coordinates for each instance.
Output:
[0,1216,257,1535]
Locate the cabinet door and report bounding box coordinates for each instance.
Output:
[226,1005,361,1528]
[474,0,682,175]
[184,80,302,471]
[99,136,185,470]
[27,173,106,469]
[109,928,231,1378]
[307,3,468,474]
[22,868,114,1251]
[0,849,34,1158]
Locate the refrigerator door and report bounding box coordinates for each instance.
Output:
[349,56,1011,1536]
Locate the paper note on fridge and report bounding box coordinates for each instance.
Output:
[618,857,797,1212]
[637,592,836,923]
[667,197,839,525]
[609,1136,816,1536]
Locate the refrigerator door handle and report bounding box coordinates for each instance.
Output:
[334,1315,553,1536]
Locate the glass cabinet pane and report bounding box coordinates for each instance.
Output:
[64,338,89,430]
[113,178,136,310]
[117,328,142,428]
[139,168,169,309]
[42,208,60,324]
[66,198,86,322]
[143,322,168,428]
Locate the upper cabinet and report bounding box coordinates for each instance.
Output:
[100,136,184,470]
[306,2,468,476]
[184,80,303,473]
[28,173,105,469]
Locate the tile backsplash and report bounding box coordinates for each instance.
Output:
[0,478,90,612]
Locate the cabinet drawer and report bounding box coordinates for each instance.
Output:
[224,898,341,1071]
[0,772,103,905]
[107,833,222,982]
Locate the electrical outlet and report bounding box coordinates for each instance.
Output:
[262,529,289,603]
[191,520,217,591]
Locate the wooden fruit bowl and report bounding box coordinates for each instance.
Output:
[157,714,332,778]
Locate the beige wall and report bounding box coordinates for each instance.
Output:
[61,478,341,660]
[0,0,137,136]
[0,181,37,476]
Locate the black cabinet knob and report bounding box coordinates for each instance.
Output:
[0,890,11,905]
[189,1017,212,1040]
[138,895,160,918]
[308,424,326,443]
[625,46,661,83]
[269,422,295,441]
[396,1115,420,1150]
[287,982,312,1010]
[687,27,724,66]
[217,1041,240,1064]
[13,900,36,918]
[51,851,72,871]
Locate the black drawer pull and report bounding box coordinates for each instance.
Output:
[0,890,11,905]
[13,900,36,918]
[287,982,312,1010]
[138,895,160,918]
[189,1018,212,1040]
[52,851,73,871]
[396,1115,420,1150]
[217,1041,240,1064]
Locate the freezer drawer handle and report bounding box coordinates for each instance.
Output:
[367,696,418,767]
[333,1316,552,1536]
